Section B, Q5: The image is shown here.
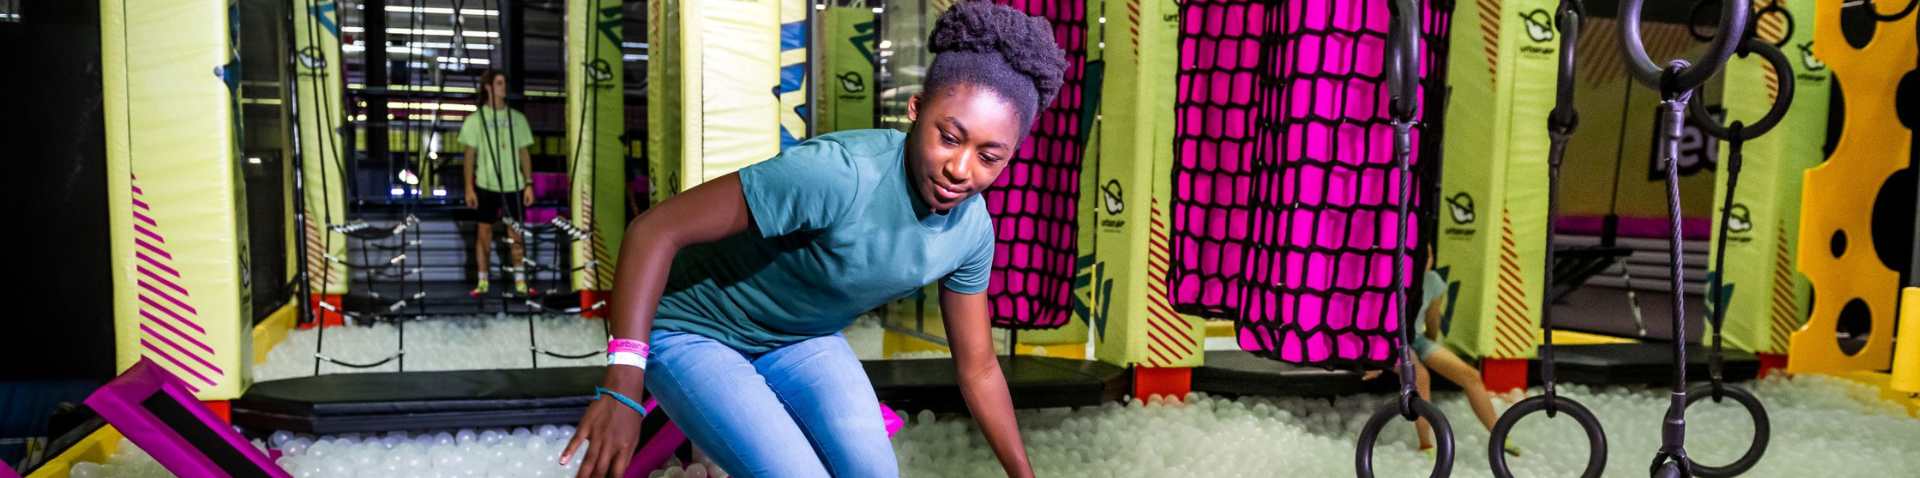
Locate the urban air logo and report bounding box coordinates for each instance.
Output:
[837,71,867,94]
[1794,41,1829,83]
[1725,203,1753,243]
[584,59,616,87]
[297,1,338,78]
[583,5,622,90]
[1726,203,1753,233]
[1444,192,1475,236]
[1072,254,1116,342]
[1097,179,1125,229]
[1101,179,1125,215]
[1446,192,1476,224]
[1521,9,1554,42]
[1517,9,1557,56]
[297,47,327,73]
[1796,42,1825,71]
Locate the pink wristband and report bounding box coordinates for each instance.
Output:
[608,338,650,358]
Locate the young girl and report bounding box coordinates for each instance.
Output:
[562,3,1065,477]
[1367,249,1520,457]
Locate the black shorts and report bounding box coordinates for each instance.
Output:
[472,190,525,223]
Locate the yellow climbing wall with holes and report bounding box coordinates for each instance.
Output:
[1788,0,1915,373]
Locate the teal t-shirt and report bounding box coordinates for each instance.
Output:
[1411,270,1447,338]
[651,129,996,353]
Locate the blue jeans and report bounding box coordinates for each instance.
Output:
[645,330,898,478]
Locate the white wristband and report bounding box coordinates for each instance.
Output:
[608,351,647,370]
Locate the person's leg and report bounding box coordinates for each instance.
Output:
[473,222,493,292]
[503,193,527,293]
[1413,359,1434,450]
[755,334,898,477]
[1423,347,1499,431]
[644,331,829,478]
[472,190,501,293]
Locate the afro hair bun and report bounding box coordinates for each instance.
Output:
[928,1,1068,109]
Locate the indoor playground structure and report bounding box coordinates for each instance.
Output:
[2,0,1916,477]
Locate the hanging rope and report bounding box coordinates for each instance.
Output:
[1355,1,1455,476]
[1487,3,1609,476]
[1679,30,1794,477]
[1617,0,1750,474]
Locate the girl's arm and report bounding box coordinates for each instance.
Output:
[564,174,753,477]
[1425,295,1445,341]
[939,288,1033,478]
[602,173,753,391]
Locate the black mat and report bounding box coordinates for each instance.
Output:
[1546,343,1759,386]
[1194,351,1406,397]
[1551,288,1707,343]
[235,357,1127,434]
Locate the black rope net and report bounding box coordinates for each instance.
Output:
[982,0,1089,330]
[1166,0,1449,368]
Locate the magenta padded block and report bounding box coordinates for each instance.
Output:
[82,359,288,478]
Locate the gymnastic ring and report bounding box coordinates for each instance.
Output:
[1355,398,1454,478]
[1487,395,1609,478]
[1620,0,1749,92]
[1688,0,1722,43]
[1682,383,1771,477]
[1384,0,1422,119]
[1687,39,1796,140]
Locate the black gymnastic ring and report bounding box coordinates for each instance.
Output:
[1682,383,1771,477]
[1384,0,1422,119]
[1355,398,1454,478]
[1688,0,1721,43]
[1488,395,1609,478]
[1687,39,1796,140]
[1620,0,1749,92]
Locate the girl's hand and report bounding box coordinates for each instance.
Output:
[465,190,479,209]
[562,372,646,478]
[523,188,535,205]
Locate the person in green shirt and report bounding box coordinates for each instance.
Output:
[460,70,535,296]
[562,3,1065,477]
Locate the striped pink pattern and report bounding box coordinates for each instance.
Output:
[129,175,219,392]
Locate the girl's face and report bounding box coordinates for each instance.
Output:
[904,84,1024,212]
